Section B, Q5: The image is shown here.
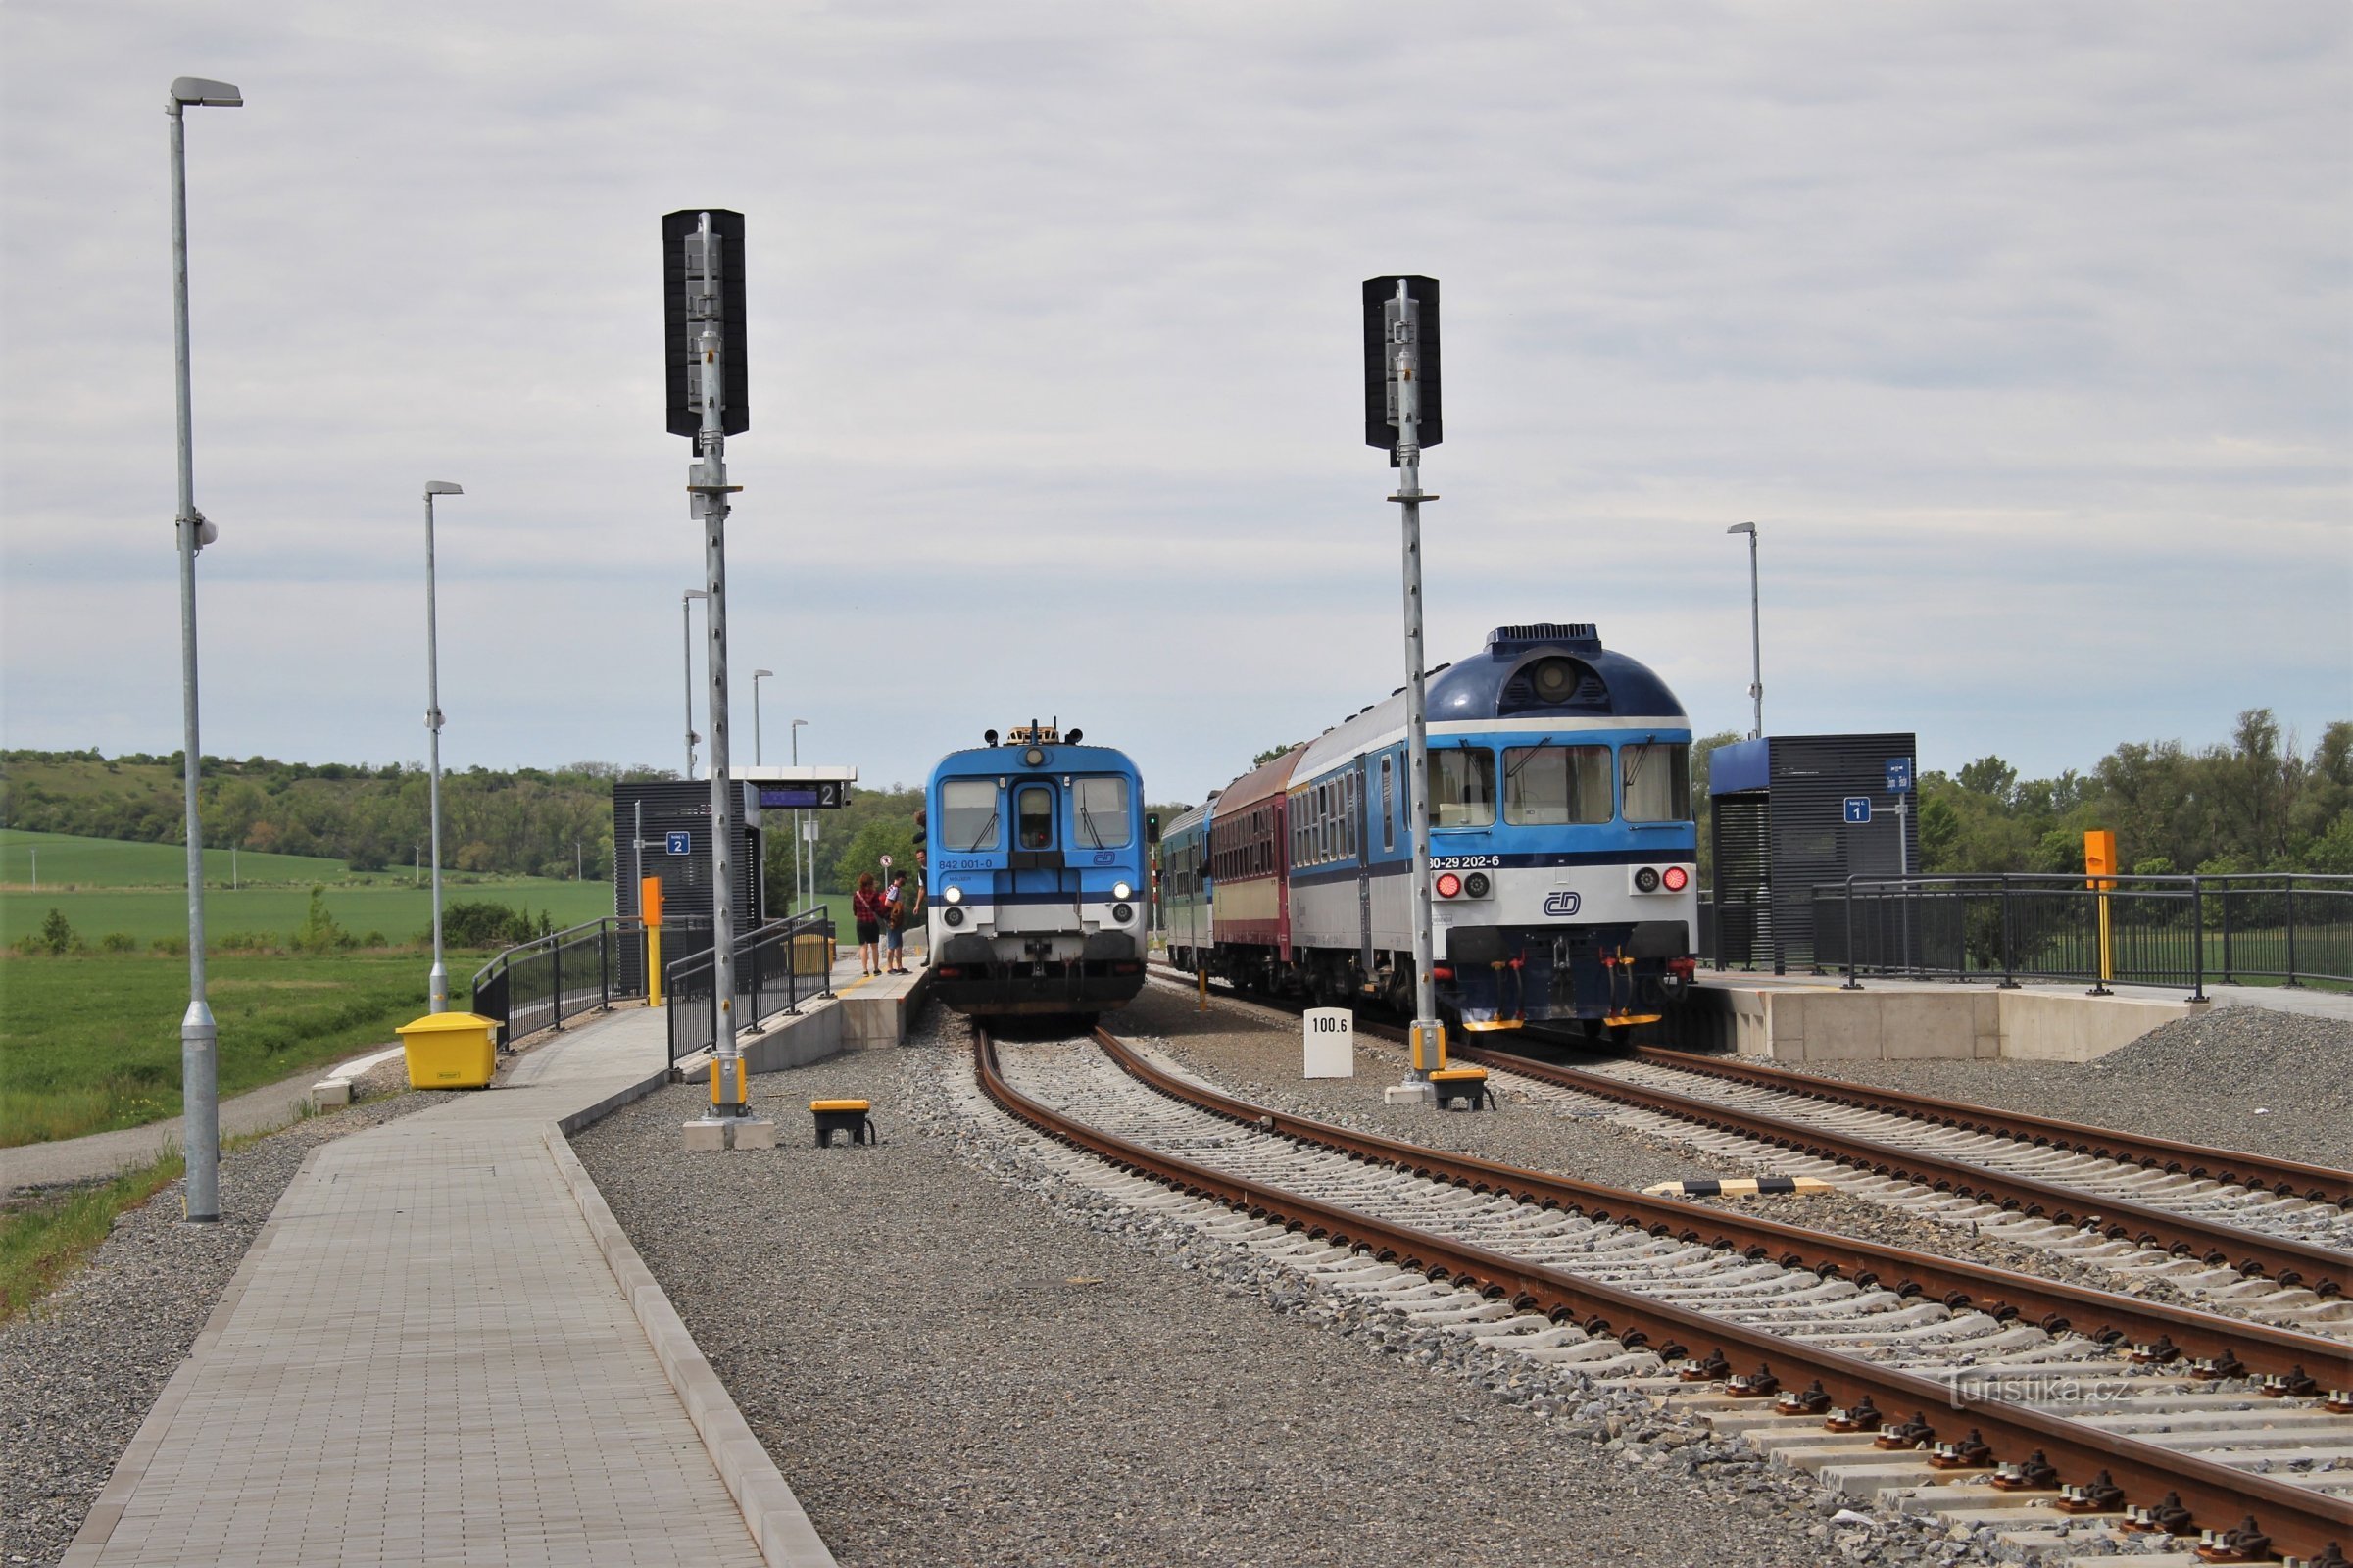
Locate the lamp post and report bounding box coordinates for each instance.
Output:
[423,480,463,1012]
[681,588,709,778]
[1727,522,1763,740]
[751,668,774,763]
[168,74,241,1224]
[791,717,809,911]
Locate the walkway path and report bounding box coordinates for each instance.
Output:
[61,1006,816,1567]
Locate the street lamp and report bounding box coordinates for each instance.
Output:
[423,480,463,1013]
[791,716,809,911]
[1726,522,1763,740]
[751,668,774,763]
[168,74,241,1225]
[681,588,710,778]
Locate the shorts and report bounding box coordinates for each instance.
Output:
[884,928,905,951]
[856,920,880,944]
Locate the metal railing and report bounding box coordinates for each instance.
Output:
[1807,872,2351,998]
[470,913,711,1049]
[666,906,838,1065]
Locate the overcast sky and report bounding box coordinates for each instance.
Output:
[3,1,2346,808]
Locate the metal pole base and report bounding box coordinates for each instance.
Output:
[1384,1079,1439,1107]
[427,960,449,1015]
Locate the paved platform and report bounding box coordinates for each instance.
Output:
[63,1006,829,1567]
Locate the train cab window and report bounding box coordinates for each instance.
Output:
[1428,747,1496,828]
[1621,743,1692,822]
[1072,777,1131,849]
[1016,785,1054,849]
[1504,744,1613,825]
[1380,757,1395,852]
[940,780,1001,851]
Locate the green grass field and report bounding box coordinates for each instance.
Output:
[0,950,464,1147]
[0,830,613,949]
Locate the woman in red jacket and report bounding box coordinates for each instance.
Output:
[851,872,887,976]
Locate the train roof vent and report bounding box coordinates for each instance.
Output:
[1488,623,1601,654]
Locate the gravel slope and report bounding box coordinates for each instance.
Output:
[1774,1007,2353,1169]
[0,1061,457,1568]
[568,1022,1856,1568]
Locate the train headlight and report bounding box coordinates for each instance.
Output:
[1633,866,1661,894]
[1435,872,1462,899]
[1112,903,1134,923]
[943,885,963,905]
[1530,657,1580,703]
[1023,746,1046,766]
[1463,871,1492,898]
[1113,881,1132,901]
[942,906,966,927]
[1662,865,1690,893]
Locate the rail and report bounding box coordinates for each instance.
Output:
[665,906,838,1065]
[1802,871,2351,997]
[972,1023,2352,1560]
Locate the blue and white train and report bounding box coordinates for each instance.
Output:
[924,723,1152,1018]
[1160,623,1698,1036]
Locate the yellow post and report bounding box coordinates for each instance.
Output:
[2083,829,2117,995]
[642,876,665,1006]
[1197,961,1208,1012]
[1410,1019,1446,1073]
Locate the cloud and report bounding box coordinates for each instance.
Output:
[2,0,2345,809]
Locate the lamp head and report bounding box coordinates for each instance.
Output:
[425,480,463,497]
[1726,522,1756,536]
[752,667,774,680]
[683,588,710,603]
[170,77,243,108]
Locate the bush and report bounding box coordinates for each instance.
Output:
[215,931,280,954]
[360,930,388,949]
[150,935,187,956]
[290,887,355,955]
[25,908,77,956]
[439,901,535,949]
[98,932,140,954]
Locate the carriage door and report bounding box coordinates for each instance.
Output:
[1005,779,1064,912]
[1354,756,1375,983]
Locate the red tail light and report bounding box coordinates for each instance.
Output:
[1431,964,1455,981]
[1662,865,1691,892]
[935,965,964,979]
[1435,872,1462,898]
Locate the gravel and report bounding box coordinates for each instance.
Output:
[567,1001,2090,1568]
[1778,1006,2353,1169]
[0,1062,460,1568]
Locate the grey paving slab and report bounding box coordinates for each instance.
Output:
[61,1006,776,1567]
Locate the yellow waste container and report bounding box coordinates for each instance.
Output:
[397,1012,500,1090]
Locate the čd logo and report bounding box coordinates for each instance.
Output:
[1543,891,1582,916]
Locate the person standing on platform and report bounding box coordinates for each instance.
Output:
[882,870,911,975]
[852,872,886,976]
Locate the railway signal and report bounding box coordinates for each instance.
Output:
[663,207,763,1147]
[1365,274,1446,1103]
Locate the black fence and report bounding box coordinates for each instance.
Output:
[666,907,839,1065]
[470,914,712,1049]
[1797,873,2351,997]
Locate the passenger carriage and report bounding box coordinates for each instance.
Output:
[1173,623,1698,1034]
[924,724,1152,1017]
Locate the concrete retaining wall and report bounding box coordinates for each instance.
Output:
[1675,981,2194,1064]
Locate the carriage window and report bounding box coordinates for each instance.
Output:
[1346,774,1358,858]
[1380,757,1395,852]
[940,780,1001,850]
[1016,785,1054,849]
[1504,745,1612,825]
[1621,743,1691,823]
[1428,748,1496,828]
[1072,777,1131,848]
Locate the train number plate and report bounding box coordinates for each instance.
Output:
[1431,855,1499,870]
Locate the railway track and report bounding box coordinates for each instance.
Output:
[1143,965,2351,1324]
[969,1018,2353,1563]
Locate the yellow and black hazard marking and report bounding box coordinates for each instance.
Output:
[1642,1175,1835,1199]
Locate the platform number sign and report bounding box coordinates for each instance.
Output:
[1885,758,1914,794]
[665,831,692,856]
[1843,798,1872,825]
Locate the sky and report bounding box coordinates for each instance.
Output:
[2,0,2347,808]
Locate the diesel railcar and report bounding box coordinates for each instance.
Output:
[1167,622,1698,1035]
[924,723,1152,1018]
